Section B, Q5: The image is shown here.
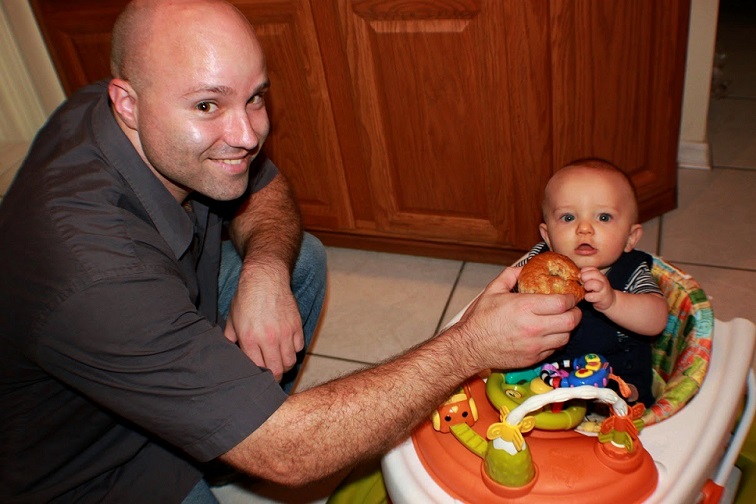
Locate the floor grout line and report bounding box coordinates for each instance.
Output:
[434,261,466,335]
[305,353,373,366]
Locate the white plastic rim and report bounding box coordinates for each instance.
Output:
[505,385,628,426]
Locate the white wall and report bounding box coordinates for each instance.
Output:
[678,0,720,169]
[0,0,719,170]
[0,0,64,143]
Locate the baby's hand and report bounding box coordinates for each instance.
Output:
[580,267,615,312]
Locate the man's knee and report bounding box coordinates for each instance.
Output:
[221,233,325,290]
[293,233,327,292]
[220,233,326,321]
[292,233,327,339]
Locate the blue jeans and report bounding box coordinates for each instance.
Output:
[182,479,219,504]
[217,232,327,394]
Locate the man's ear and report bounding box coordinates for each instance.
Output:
[539,223,552,249]
[625,223,643,252]
[108,79,139,130]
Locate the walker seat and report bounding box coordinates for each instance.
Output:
[643,256,713,425]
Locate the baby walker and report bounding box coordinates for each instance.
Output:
[379,257,756,503]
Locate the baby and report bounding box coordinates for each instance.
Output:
[517,158,668,407]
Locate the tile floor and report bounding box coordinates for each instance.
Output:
[0,3,754,502]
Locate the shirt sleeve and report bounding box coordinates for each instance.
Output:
[625,262,663,295]
[35,270,287,462]
[514,242,548,267]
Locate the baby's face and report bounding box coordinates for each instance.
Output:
[540,166,640,271]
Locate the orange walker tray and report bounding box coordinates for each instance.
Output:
[412,376,657,503]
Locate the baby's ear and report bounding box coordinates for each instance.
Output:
[538,223,552,248]
[624,224,643,252]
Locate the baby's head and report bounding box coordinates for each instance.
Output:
[539,159,642,271]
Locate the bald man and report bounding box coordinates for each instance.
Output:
[109,0,313,384]
[0,1,580,502]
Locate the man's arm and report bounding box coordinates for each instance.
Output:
[220,266,581,486]
[224,171,305,381]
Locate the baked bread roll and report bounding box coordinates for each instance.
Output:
[518,251,585,301]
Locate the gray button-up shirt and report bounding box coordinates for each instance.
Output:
[0,81,286,503]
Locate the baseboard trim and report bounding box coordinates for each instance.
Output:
[678,140,712,170]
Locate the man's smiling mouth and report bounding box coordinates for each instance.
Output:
[210,156,249,175]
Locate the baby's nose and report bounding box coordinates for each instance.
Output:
[577,221,593,234]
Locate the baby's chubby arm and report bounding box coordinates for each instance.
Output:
[580,267,668,336]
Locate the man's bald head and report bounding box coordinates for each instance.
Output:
[110,0,256,90]
[107,0,269,202]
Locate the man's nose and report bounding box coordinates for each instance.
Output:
[227,109,261,151]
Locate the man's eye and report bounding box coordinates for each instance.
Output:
[196,102,218,113]
[598,213,612,222]
[248,94,266,109]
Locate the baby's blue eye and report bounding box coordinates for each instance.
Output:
[598,213,612,222]
[560,214,575,222]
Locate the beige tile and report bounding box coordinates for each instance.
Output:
[441,262,504,329]
[675,263,756,326]
[292,354,368,392]
[637,217,660,256]
[708,98,756,169]
[660,168,756,269]
[312,247,461,363]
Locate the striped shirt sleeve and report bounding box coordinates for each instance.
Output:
[623,261,663,295]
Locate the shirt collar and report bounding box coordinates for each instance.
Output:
[91,81,197,260]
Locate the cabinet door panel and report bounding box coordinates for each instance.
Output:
[341,0,551,248]
[30,0,127,94]
[551,0,687,220]
[234,1,353,229]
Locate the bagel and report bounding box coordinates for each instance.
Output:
[517,251,585,301]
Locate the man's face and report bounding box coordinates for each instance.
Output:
[132,6,270,202]
[539,167,640,271]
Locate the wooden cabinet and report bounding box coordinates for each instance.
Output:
[31,0,690,264]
